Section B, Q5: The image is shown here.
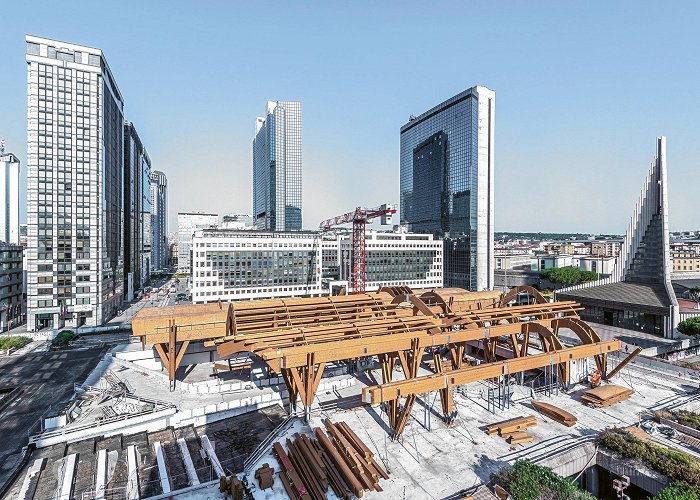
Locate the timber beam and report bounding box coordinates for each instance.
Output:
[362,339,621,437]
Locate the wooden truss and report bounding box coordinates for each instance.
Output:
[362,338,621,437]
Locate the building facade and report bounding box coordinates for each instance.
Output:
[557,137,679,338]
[190,229,322,303]
[0,152,20,244]
[150,170,168,271]
[335,231,443,291]
[123,122,152,299]
[253,101,302,231]
[400,86,495,291]
[26,36,125,330]
[177,212,218,272]
[0,244,24,331]
[673,250,700,273]
[221,214,253,230]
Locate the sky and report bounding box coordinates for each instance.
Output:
[0,1,698,234]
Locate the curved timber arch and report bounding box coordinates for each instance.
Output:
[499,285,548,308]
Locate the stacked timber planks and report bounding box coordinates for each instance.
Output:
[581,385,634,408]
[485,416,537,445]
[273,420,389,500]
[485,416,537,436]
[531,401,577,427]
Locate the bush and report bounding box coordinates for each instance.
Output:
[492,459,594,500]
[0,336,29,351]
[678,317,700,336]
[52,330,76,346]
[653,481,700,500]
[598,428,700,492]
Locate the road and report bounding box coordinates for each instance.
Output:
[0,346,108,489]
[107,275,191,325]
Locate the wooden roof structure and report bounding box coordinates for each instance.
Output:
[130,287,618,433]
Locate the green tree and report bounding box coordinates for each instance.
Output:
[539,266,598,289]
[690,286,700,309]
[678,317,700,336]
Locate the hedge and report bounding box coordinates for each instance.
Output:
[0,336,29,351]
[492,459,594,500]
[598,428,700,494]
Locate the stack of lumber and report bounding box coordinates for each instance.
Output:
[485,416,536,444]
[273,419,389,500]
[531,400,577,427]
[581,384,634,408]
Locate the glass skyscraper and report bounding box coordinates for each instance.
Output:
[150,170,168,272]
[253,100,302,231]
[400,86,495,291]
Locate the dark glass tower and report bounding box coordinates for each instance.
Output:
[400,86,495,291]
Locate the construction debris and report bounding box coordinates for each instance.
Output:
[255,463,275,490]
[272,419,389,499]
[531,400,577,427]
[581,384,634,408]
[218,474,245,500]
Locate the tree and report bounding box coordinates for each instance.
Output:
[539,266,599,289]
[690,286,700,310]
[678,317,700,337]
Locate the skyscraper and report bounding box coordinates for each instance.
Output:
[253,100,302,231]
[26,35,125,330]
[0,147,20,245]
[124,122,152,299]
[150,170,168,271]
[400,86,495,291]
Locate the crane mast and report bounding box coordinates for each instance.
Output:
[319,203,397,294]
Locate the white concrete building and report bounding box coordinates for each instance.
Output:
[0,151,20,245]
[190,229,322,303]
[322,231,443,292]
[26,35,125,330]
[177,212,218,273]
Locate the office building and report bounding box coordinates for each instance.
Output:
[0,150,20,244]
[177,212,218,272]
[124,122,152,299]
[221,214,253,230]
[253,100,302,231]
[557,137,679,338]
[0,244,24,331]
[26,36,125,330]
[322,230,443,292]
[400,86,495,292]
[190,229,322,303]
[150,170,168,271]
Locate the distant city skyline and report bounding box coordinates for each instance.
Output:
[1,2,699,233]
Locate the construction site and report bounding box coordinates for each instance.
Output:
[4,284,700,500]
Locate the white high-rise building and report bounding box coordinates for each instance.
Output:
[253,100,302,231]
[0,150,20,244]
[150,170,168,271]
[177,212,218,272]
[26,36,125,330]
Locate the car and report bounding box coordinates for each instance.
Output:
[176,292,189,301]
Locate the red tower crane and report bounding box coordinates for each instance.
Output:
[320,203,397,294]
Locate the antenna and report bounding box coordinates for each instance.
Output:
[0,138,5,155]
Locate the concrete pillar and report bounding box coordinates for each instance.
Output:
[585,466,599,497]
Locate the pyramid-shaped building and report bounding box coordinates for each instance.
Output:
[557,137,679,338]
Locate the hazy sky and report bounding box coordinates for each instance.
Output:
[1,1,698,234]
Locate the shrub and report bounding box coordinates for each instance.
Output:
[598,428,700,492]
[678,317,700,336]
[492,459,594,500]
[653,481,700,500]
[0,336,29,351]
[539,267,599,287]
[52,330,76,346]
